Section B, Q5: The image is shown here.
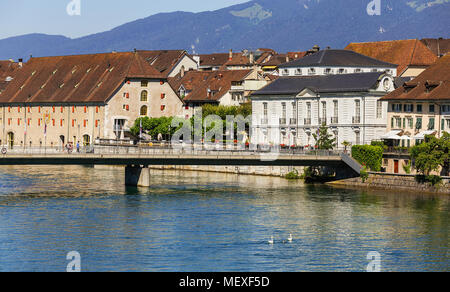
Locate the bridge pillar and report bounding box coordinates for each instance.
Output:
[125,165,151,187]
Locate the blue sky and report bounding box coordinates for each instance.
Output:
[0,0,249,40]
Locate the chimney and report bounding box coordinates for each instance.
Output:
[249,52,254,64]
[286,56,290,63]
[229,49,233,61]
[313,45,320,52]
[180,65,185,78]
[18,58,23,68]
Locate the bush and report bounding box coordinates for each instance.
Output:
[415,175,443,186]
[371,141,388,152]
[351,145,383,172]
[285,169,300,180]
[360,166,369,183]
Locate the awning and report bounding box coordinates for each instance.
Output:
[381,130,402,140]
[414,130,436,140]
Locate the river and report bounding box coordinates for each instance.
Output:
[0,165,448,272]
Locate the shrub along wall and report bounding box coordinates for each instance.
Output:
[351,145,383,171]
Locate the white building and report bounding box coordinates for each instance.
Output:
[251,72,395,148]
[277,49,397,77]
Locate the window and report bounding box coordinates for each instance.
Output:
[282,69,289,76]
[338,68,346,74]
[141,90,148,102]
[443,105,450,113]
[404,104,413,112]
[308,68,316,75]
[376,100,382,118]
[429,104,435,113]
[295,69,302,76]
[416,117,422,130]
[408,117,413,129]
[392,104,402,112]
[355,100,361,118]
[140,106,148,116]
[356,132,361,145]
[395,117,402,128]
[428,117,435,130]
[141,80,148,87]
[324,68,332,75]
[321,101,327,124]
[354,69,362,73]
[263,103,268,119]
[371,69,378,72]
[416,104,423,113]
[307,102,311,119]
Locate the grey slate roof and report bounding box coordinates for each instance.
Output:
[278,49,397,68]
[252,72,385,96]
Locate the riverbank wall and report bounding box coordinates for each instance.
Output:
[147,165,305,177]
[328,172,450,194]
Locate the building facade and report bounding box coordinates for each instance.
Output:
[0,52,186,149]
[380,55,450,148]
[251,72,395,148]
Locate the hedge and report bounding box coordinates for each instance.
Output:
[351,145,383,171]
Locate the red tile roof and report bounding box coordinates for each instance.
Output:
[0,52,163,104]
[169,70,252,103]
[345,39,438,75]
[421,38,450,57]
[381,55,450,101]
[136,50,190,77]
[0,60,20,92]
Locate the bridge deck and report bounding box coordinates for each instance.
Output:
[0,152,344,167]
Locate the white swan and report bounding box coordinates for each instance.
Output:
[268,236,274,244]
[288,234,293,242]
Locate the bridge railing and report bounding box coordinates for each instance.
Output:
[1,145,344,157]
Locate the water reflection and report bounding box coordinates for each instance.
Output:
[0,165,448,272]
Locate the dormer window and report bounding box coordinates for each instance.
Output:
[295,69,302,76]
[324,68,332,75]
[338,68,346,74]
[371,69,378,72]
[308,68,316,75]
[354,69,362,73]
[282,69,289,76]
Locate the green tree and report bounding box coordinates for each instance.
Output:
[312,124,336,150]
[411,132,449,176]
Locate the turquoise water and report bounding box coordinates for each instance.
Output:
[0,165,448,272]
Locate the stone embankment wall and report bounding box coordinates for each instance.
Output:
[148,165,305,177]
[328,172,450,194]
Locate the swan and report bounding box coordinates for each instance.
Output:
[268,236,274,244]
[288,234,293,242]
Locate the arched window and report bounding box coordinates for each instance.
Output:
[140,105,148,116]
[141,90,148,102]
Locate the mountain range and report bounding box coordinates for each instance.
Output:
[0,0,449,60]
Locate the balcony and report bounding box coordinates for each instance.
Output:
[319,118,327,125]
[304,118,312,125]
[289,118,297,125]
[331,117,339,124]
[352,116,361,124]
[279,118,287,125]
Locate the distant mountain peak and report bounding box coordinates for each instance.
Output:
[0,0,448,60]
[230,3,273,24]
